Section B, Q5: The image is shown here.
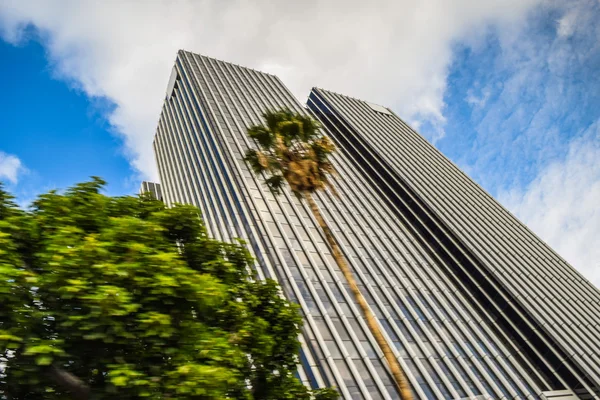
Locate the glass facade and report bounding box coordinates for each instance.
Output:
[152,50,599,399]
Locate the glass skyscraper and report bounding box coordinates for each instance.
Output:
[152,50,599,399]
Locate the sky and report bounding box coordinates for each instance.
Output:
[0,0,598,286]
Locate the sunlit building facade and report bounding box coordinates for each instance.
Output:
[152,50,600,399]
[139,180,163,201]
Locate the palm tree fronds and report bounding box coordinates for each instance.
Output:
[265,175,285,194]
[244,149,269,174]
[297,114,321,141]
[278,119,303,141]
[247,125,275,149]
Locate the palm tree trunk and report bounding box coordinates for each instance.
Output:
[304,192,413,400]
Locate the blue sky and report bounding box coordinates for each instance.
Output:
[439,4,600,194]
[0,0,598,285]
[0,37,132,201]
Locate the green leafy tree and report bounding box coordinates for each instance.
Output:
[0,178,337,400]
[245,109,413,399]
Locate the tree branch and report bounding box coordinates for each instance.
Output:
[48,365,90,400]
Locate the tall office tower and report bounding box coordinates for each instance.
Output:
[153,50,599,400]
[307,89,600,400]
[139,180,163,201]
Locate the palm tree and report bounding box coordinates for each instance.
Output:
[244,109,413,399]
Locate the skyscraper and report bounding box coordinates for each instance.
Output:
[152,50,599,399]
[139,180,163,201]
[307,89,600,399]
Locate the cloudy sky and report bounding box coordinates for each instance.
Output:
[0,0,598,286]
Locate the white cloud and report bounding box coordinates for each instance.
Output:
[500,121,600,287]
[455,0,600,192]
[556,4,582,38]
[0,0,542,180]
[466,87,491,108]
[0,151,24,184]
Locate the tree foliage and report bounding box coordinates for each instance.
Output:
[0,178,337,400]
